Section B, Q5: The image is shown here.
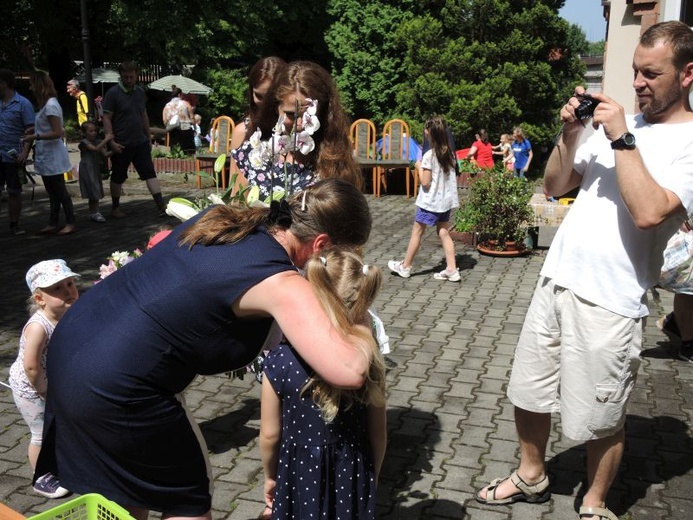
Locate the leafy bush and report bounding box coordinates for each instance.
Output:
[462,165,534,247]
[151,144,187,158]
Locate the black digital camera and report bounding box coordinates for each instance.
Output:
[574,94,600,120]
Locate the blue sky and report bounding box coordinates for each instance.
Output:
[559,0,607,42]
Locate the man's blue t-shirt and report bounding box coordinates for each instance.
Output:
[0,92,35,163]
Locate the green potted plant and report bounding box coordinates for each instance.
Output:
[463,165,534,256]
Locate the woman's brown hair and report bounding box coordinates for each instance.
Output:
[246,57,286,134]
[29,71,58,107]
[179,178,371,249]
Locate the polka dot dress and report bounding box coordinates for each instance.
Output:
[264,344,376,519]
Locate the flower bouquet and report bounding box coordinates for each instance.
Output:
[166,154,233,221]
[99,249,143,279]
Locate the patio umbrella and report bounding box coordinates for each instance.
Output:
[75,67,120,96]
[76,67,120,84]
[148,75,212,95]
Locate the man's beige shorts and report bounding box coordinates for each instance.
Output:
[507,277,642,441]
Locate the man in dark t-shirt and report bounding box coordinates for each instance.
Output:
[102,61,166,218]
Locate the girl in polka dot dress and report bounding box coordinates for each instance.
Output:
[260,249,387,519]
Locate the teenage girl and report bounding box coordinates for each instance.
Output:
[9,259,80,499]
[230,56,286,187]
[260,249,387,519]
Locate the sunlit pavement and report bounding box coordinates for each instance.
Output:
[1,155,691,519]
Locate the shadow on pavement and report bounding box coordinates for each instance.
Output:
[546,414,693,516]
[376,407,466,518]
[199,397,260,454]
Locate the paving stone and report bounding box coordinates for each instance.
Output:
[1,175,691,519]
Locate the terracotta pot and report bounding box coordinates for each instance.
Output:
[476,241,527,257]
[450,230,477,246]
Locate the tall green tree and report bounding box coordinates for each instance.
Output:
[326,0,415,123]
[327,0,588,170]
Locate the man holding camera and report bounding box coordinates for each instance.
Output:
[477,21,693,520]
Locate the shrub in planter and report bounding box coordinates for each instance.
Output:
[464,165,534,250]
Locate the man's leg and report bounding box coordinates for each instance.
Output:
[145,177,164,202]
[109,148,130,218]
[516,408,551,480]
[559,293,640,517]
[674,293,693,341]
[476,407,550,500]
[109,180,126,218]
[674,293,693,362]
[478,278,560,502]
[3,162,25,234]
[580,429,624,518]
[8,191,22,229]
[131,142,165,214]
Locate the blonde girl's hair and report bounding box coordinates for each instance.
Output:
[425,116,456,174]
[26,292,41,315]
[301,249,386,423]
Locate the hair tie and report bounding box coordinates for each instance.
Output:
[267,199,292,228]
[362,264,369,275]
[319,256,327,266]
[301,190,307,211]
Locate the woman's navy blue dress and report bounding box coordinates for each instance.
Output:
[36,211,295,516]
[264,344,376,519]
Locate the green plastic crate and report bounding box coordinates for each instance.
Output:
[29,493,134,520]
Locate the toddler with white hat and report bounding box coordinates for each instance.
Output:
[9,259,80,499]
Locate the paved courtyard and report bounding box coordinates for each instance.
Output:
[0,166,691,519]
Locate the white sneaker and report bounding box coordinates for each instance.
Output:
[388,260,411,278]
[90,212,106,223]
[433,268,461,282]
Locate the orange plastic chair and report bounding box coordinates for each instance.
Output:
[194,116,234,189]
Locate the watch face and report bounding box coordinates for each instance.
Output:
[612,133,636,149]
